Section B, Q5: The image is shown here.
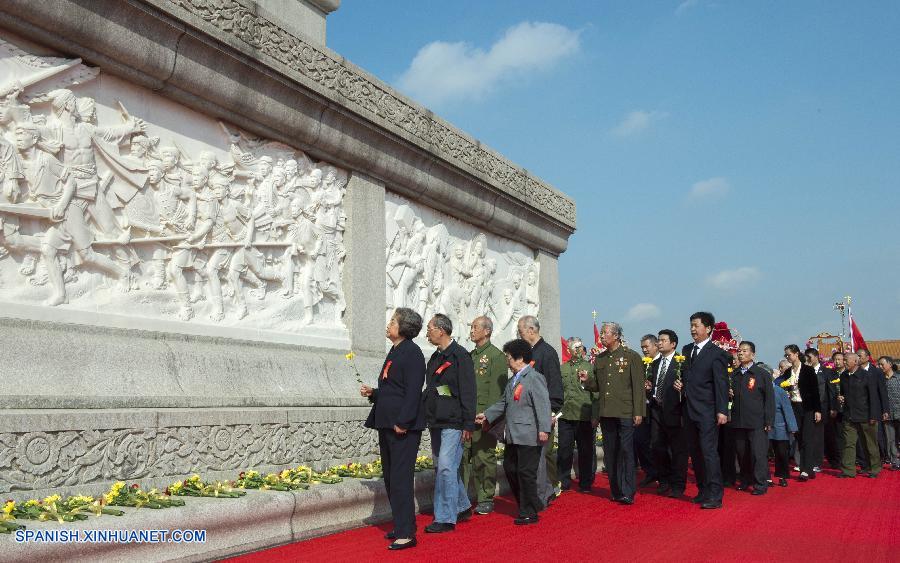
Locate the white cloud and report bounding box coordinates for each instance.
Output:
[611,110,667,137]
[676,0,701,14]
[706,267,762,290]
[396,22,581,107]
[689,176,730,199]
[625,303,662,322]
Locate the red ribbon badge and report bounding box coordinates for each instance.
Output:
[513,384,523,402]
[435,361,452,375]
[747,377,756,391]
[528,360,535,367]
[381,361,392,380]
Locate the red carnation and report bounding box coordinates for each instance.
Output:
[131,483,140,489]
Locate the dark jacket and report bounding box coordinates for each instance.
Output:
[814,365,833,411]
[531,338,564,412]
[365,339,426,431]
[682,341,730,423]
[648,354,683,427]
[862,363,889,415]
[827,370,846,413]
[797,364,822,413]
[840,368,881,423]
[730,364,775,429]
[423,340,477,431]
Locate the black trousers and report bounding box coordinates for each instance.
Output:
[684,415,723,502]
[648,405,686,491]
[772,439,790,478]
[824,415,841,467]
[379,428,422,539]
[800,412,823,475]
[557,418,595,490]
[791,402,805,466]
[634,408,656,479]
[503,444,543,518]
[718,425,737,485]
[600,417,636,499]
[733,427,768,490]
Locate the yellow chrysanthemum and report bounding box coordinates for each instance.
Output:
[280,469,291,479]
[830,378,840,384]
[103,493,116,505]
[24,500,40,508]
[779,381,792,389]
[169,482,183,494]
[3,501,14,516]
[189,474,201,482]
[246,470,259,478]
[642,357,653,365]
[345,351,355,361]
[675,355,686,362]
[43,494,61,505]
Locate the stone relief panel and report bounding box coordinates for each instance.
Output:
[0,36,348,337]
[386,194,539,345]
[0,422,379,493]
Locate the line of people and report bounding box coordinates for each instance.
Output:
[360,308,900,550]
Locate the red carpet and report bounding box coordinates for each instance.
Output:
[225,468,900,562]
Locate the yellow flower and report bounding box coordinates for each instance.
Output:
[779,380,792,389]
[43,494,61,505]
[246,470,259,478]
[642,357,653,365]
[169,481,183,494]
[3,501,14,516]
[345,351,355,361]
[830,378,840,384]
[190,474,201,482]
[24,500,40,508]
[280,469,291,479]
[103,493,116,505]
[675,355,686,363]
[727,367,733,373]
[111,481,126,493]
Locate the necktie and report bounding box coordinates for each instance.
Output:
[655,357,668,402]
[691,344,699,361]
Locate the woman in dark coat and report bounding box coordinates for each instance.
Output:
[361,307,425,550]
[783,344,822,480]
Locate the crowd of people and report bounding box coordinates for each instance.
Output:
[360,308,900,550]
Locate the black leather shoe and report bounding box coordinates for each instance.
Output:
[700,500,723,509]
[867,472,879,479]
[691,494,707,504]
[836,474,854,479]
[798,473,809,482]
[611,495,624,503]
[425,522,455,533]
[638,476,657,488]
[578,486,592,493]
[617,496,635,505]
[736,485,748,491]
[667,489,684,499]
[751,488,766,496]
[514,515,539,525]
[456,508,473,522]
[779,478,788,487]
[657,483,672,495]
[384,531,396,540]
[388,538,417,550]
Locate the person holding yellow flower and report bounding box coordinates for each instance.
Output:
[361,307,425,551]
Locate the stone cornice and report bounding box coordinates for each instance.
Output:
[157,0,575,229]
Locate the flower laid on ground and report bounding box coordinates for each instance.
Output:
[327,461,382,479]
[235,470,310,491]
[104,481,185,509]
[415,456,434,472]
[6,494,124,523]
[0,501,24,534]
[346,351,363,384]
[169,474,246,498]
[64,495,126,518]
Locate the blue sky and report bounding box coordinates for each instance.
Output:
[329,1,900,363]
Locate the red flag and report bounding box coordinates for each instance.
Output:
[849,316,872,362]
[561,337,571,363]
[594,323,601,347]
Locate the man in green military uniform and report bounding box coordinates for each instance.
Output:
[579,322,645,505]
[558,337,598,492]
[462,316,508,515]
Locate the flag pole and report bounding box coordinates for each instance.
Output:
[847,295,854,353]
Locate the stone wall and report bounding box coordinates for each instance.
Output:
[0,0,574,499]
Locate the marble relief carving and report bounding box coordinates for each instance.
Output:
[0,422,379,493]
[386,195,539,343]
[0,38,347,332]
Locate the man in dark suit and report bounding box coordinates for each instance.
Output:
[859,348,890,462]
[673,312,729,509]
[731,341,774,495]
[518,315,563,507]
[645,329,688,497]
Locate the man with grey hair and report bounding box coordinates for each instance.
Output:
[580,322,645,504]
[637,334,660,488]
[518,315,564,507]
[462,316,507,514]
[837,351,881,478]
[423,314,477,532]
[558,337,597,492]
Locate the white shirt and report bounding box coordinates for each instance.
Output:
[658,352,675,378]
[693,337,711,356]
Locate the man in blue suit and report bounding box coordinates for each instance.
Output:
[674,312,729,509]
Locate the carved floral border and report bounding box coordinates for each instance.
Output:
[163,0,576,226]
